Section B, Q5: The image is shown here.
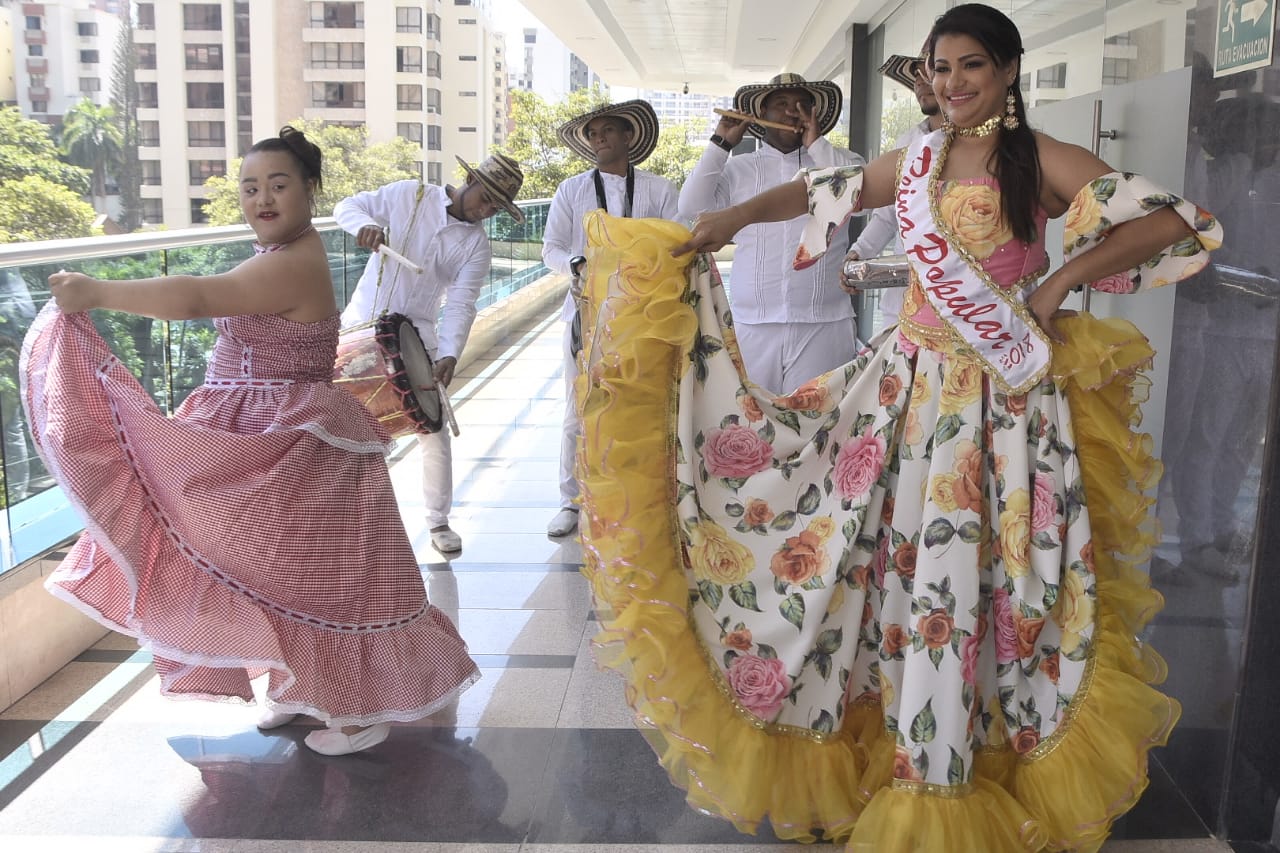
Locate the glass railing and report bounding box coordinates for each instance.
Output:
[0,199,551,575]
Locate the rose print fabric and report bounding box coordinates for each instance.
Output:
[575,176,1218,852]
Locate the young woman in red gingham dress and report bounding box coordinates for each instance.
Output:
[22,127,478,756]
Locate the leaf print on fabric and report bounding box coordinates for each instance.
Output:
[728,581,764,612]
[779,593,806,631]
[702,424,774,480]
[726,653,792,719]
[910,698,938,744]
[689,333,724,384]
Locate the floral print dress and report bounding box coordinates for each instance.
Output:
[573,171,1220,852]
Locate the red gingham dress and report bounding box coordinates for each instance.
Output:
[21,303,479,726]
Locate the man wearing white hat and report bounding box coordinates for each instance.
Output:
[542,100,680,538]
[336,153,525,556]
[678,73,866,396]
[842,44,944,333]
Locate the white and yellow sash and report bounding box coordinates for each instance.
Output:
[897,132,1051,393]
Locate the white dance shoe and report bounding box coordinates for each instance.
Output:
[256,707,298,729]
[303,723,391,756]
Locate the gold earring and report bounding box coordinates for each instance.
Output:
[1003,88,1019,131]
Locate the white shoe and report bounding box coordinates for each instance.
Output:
[257,707,298,730]
[303,723,391,756]
[430,525,462,554]
[547,507,579,537]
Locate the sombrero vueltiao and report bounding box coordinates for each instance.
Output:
[454,152,525,223]
[733,73,843,139]
[879,35,932,90]
[557,100,660,165]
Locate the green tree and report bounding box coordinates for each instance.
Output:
[110,4,143,231]
[501,87,612,199]
[61,99,124,206]
[202,119,421,225]
[643,118,708,189]
[0,175,95,242]
[880,94,925,153]
[0,107,91,194]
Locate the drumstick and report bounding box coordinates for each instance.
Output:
[377,243,424,275]
[713,108,801,133]
[437,382,461,437]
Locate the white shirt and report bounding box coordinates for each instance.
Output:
[678,136,866,325]
[849,119,935,323]
[542,167,681,320]
[336,180,490,359]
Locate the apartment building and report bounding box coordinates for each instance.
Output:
[13,0,122,121]
[12,0,508,228]
[510,24,602,103]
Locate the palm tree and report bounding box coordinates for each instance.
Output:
[60,99,124,209]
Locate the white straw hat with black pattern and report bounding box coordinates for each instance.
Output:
[556,100,660,165]
[454,152,525,223]
[732,73,843,139]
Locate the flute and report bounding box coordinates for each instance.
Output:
[377,243,424,275]
[712,108,801,133]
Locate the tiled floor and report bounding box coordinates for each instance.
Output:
[0,309,1235,852]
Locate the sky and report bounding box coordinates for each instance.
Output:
[490,0,641,98]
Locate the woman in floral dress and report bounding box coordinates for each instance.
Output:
[572,5,1221,851]
[23,127,478,757]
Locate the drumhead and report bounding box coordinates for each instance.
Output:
[397,319,444,424]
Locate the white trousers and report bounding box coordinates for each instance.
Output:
[558,319,580,508]
[417,427,453,529]
[733,318,861,396]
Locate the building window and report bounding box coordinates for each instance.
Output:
[426,13,441,39]
[142,199,163,224]
[188,120,226,147]
[426,51,441,77]
[397,84,422,110]
[142,161,163,185]
[310,82,365,108]
[80,77,101,94]
[427,125,441,150]
[1018,73,1030,95]
[426,88,441,113]
[137,4,155,30]
[310,42,364,69]
[137,43,156,69]
[80,50,100,64]
[397,46,422,73]
[31,100,48,113]
[137,82,159,108]
[397,122,423,144]
[190,199,209,224]
[77,22,99,37]
[183,4,222,31]
[458,90,477,97]
[139,121,161,145]
[30,73,46,89]
[426,162,442,185]
[458,126,476,132]
[1102,57,1131,86]
[458,55,477,61]
[396,6,421,33]
[459,18,476,24]
[29,44,44,57]
[25,16,41,30]
[187,82,225,109]
[310,2,364,29]
[185,44,223,70]
[1036,62,1066,89]
[454,0,471,4]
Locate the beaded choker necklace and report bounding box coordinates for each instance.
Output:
[253,224,315,255]
[951,114,1002,138]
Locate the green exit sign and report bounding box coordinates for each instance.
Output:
[1215,0,1276,77]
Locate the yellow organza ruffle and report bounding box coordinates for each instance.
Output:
[575,212,1180,851]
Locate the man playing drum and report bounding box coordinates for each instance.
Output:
[336,153,524,556]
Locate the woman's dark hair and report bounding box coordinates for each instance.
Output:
[248,125,323,191]
[929,4,1039,245]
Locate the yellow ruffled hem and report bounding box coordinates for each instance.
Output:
[575,214,1180,851]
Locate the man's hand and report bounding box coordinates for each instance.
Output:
[355,225,387,251]
[798,101,820,149]
[714,114,749,147]
[839,249,862,294]
[432,355,457,388]
[672,206,743,256]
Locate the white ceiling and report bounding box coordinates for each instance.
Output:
[516,0,1112,95]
